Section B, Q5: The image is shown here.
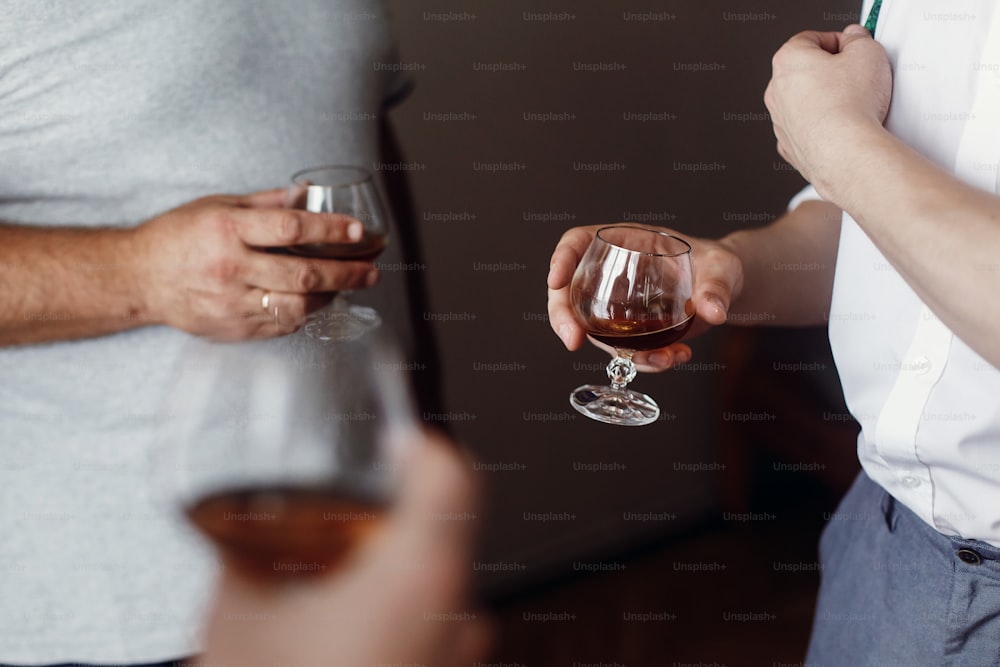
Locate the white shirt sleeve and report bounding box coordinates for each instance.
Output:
[786,184,823,212]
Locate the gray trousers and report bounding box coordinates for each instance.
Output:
[807,472,1000,666]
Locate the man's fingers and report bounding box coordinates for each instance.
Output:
[243,252,378,294]
[838,23,874,49]
[238,188,289,209]
[588,336,693,373]
[546,226,604,349]
[547,287,586,350]
[396,431,478,538]
[784,29,843,55]
[242,290,334,328]
[384,432,481,629]
[230,207,364,248]
[693,287,730,326]
[546,227,596,290]
[691,244,740,326]
[783,26,868,57]
[634,343,693,372]
[302,292,337,315]
[580,338,693,373]
[443,617,495,667]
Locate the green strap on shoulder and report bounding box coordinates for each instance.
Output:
[864,0,883,35]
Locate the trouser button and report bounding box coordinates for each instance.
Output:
[957,548,982,565]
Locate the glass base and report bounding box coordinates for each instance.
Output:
[569,383,660,426]
[304,305,381,342]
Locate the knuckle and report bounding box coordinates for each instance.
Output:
[325,265,355,290]
[191,195,225,211]
[286,295,309,324]
[205,256,241,283]
[247,326,270,341]
[276,213,304,245]
[706,281,729,298]
[295,262,321,292]
[204,205,234,232]
[224,325,251,342]
[699,245,725,264]
[771,47,788,69]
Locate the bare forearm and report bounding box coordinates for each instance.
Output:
[822,126,1000,366]
[719,199,841,327]
[0,223,150,346]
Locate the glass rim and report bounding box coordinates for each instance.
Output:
[595,225,692,258]
[291,164,374,188]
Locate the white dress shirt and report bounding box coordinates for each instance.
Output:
[824,0,1000,545]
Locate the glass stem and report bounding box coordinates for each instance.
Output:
[606,349,638,390]
[328,292,351,315]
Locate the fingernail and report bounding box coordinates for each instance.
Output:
[365,269,379,287]
[707,296,727,320]
[347,221,364,241]
[649,351,672,368]
[558,323,573,347]
[844,24,868,35]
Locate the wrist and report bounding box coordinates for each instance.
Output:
[118,224,161,326]
[807,118,889,204]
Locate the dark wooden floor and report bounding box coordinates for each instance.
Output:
[486,464,842,667]
[483,328,855,666]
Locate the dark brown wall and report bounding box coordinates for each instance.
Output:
[385,0,859,592]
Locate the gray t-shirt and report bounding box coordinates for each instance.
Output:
[0,2,411,662]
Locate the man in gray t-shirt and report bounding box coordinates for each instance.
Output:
[0,2,418,663]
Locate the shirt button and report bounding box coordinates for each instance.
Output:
[911,356,931,375]
[901,476,921,488]
[957,549,982,565]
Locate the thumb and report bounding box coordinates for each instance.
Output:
[694,288,730,326]
[839,23,873,49]
[394,430,479,552]
[366,431,478,608]
[691,248,741,326]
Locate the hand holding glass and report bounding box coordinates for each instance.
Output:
[286,165,389,341]
[158,334,416,581]
[569,225,694,426]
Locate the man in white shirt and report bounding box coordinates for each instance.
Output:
[549,1,1000,662]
